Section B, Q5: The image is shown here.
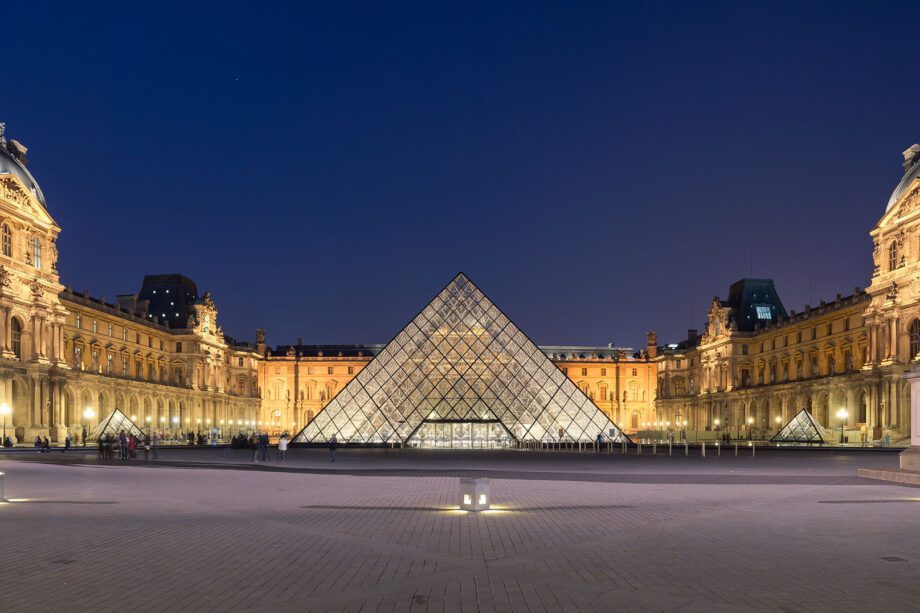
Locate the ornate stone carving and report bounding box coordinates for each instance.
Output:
[186,312,197,329]
[201,292,215,309]
[28,277,43,298]
[0,177,35,212]
[886,283,898,301]
[0,265,11,289]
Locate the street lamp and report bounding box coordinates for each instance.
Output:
[746,416,754,441]
[0,403,10,442]
[836,408,848,444]
[774,415,782,433]
[172,415,179,439]
[83,407,95,446]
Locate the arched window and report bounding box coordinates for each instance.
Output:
[910,319,920,359]
[10,317,22,359]
[889,241,898,271]
[32,237,41,269]
[1,224,11,257]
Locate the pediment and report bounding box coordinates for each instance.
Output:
[876,181,920,231]
[0,175,57,229]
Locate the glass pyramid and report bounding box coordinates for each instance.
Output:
[293,273,629,447]
[89,408,145,442]
[770,409,835,444]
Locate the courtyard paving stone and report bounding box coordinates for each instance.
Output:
[0,449,916,612]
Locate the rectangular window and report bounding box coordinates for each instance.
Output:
[75,315,82,329]
[675,360,682,368]
[74,346,82,369]
[92,319,97,333]
[122,327,127,341]
[176,342,182,352]
[106,354,114,372]
[107,323,113,336]
[741,346,748,356]
[631,368,637,377]
[32,237,41,269]
[581,368,587,376]
[797,331,802,343]
[561,367,568,375]
[327,366,333,375]
[136,332,141,344]
[348,366,354,375]
[601,368,607,376]
[827,323,832,336]
[159,340,163,350]
[755,305,772,319]
[238,357,243,367]
[122,356,128,375]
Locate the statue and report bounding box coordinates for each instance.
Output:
[256,328,266,344]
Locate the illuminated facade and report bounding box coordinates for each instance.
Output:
[0,126,260,443]
[655,144,920,444]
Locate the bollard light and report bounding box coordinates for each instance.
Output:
[459,478,490,511]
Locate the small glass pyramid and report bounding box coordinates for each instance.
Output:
[770,409,835,444]
[294,273,629,447]
[89,408,145,442]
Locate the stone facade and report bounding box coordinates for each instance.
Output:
[655,145,920,443]
[0,135,260,444]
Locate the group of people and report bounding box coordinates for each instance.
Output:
[96,429,160,461]
[247,432,290,462]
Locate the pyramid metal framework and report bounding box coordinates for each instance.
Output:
[89,408,145,441]
[293,273,630,446]
[770,409,836,444]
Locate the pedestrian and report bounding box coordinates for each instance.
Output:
[260,432,271,462]
[152,431,160,460]
[34,436,42,452]
[82,426,87,447]
[42,436,50,453]
[278,434,288,462]
[595,432,604,452]
[64,435,71,452]
[118,429,128,461]
[329,435,337,462]
[249,433,259,462]
[128,433,137,459]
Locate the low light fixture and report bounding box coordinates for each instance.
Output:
[459,477,490,511]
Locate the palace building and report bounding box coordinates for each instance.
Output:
[655,144,920,445]
[0,126,261,443]
[2,121,916,446]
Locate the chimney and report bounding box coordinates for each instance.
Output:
[645,331,658,358]
[903,144,920,173]
[296,336,303,346]
[687,329,698,344]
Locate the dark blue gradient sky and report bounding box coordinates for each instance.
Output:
[4,1,920,348]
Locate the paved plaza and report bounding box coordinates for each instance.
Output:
[1,448,918,612]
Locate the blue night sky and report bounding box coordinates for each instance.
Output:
[4,1,920,348]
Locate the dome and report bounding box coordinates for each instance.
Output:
[0,145,46,207]
[886,150,920,212]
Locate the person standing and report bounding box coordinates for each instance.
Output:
[249,433,259,462]
[64,435,71,452]
[152,431,160,460]
[329,435,337,462]
[128,433,137,460]
[34,436,42,452]
[42,437,50,453]
[82,426,87,447]
[277,434,288,462]
[118,429,128,461]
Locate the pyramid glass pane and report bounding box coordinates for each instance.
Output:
[293,274,630,446]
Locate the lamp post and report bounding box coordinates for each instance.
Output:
[82,407,95,446]
[171,415,179,439]
[0,403,10,442]
[145,415,151,436]
[836,408,848,445]
[746,416,754,441]
[774,415,782,434]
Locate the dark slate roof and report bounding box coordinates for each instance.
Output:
[725,278,787,332]
[137,274,200,329]
[268,344,385,358]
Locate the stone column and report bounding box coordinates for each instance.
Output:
[900,366,920,470]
